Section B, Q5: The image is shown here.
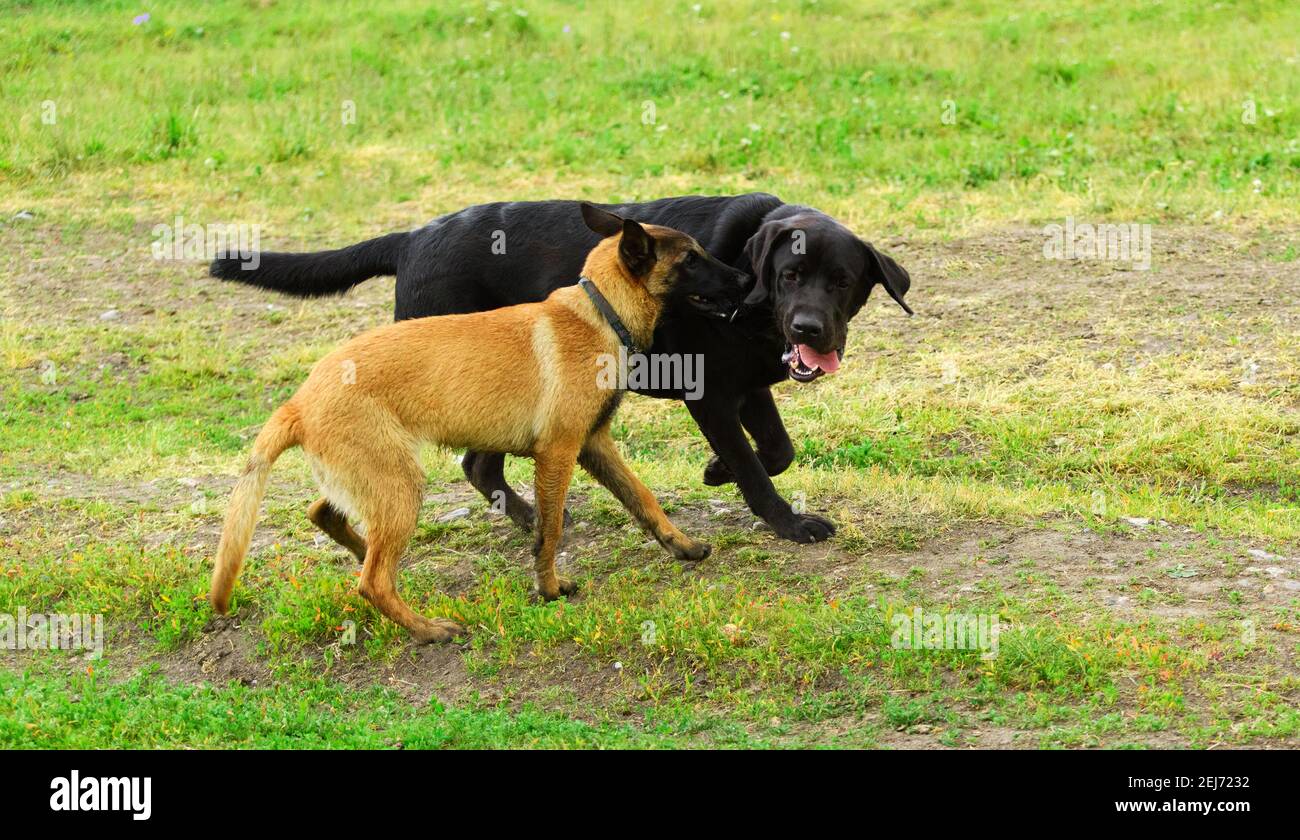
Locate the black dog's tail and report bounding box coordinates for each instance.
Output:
[209,231,409,297]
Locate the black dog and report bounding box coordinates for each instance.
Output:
[212,193,912,543]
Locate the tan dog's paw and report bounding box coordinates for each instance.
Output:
[668,537,711,562]
[412,618,467,645]
[534,576,579,602]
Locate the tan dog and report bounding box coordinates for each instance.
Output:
[209,204,749,643]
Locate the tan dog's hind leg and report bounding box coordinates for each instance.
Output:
[307,497,367,562]
[579,428,711,562]
[357,506,465,644]
[532,446,581,600]
[340,444,464,644]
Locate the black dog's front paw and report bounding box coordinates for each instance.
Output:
[770,512,836,544]
[702,456,734,486]
[704,450,793,485]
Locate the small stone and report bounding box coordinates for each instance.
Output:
[1123,517,1150,527]
[99,309,121,321]
[13,210,33,221]
[436,507,471,522]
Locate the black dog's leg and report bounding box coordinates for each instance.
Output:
[687,397,834,544]
[462,451,535,531]
[703,387,794,486]
[461,450,572,532]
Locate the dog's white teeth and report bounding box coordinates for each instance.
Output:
[785,346,812,374]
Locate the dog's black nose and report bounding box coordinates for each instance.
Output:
[790,315,823,340]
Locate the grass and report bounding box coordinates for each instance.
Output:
[2,0,1298,235]
[2,663,723,749]
[1,0,1298,749]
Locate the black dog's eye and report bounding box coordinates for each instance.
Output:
[781,269,799,284]
[682,251,698,267]
[834,275,851,289]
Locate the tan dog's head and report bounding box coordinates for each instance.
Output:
[579,203,750,320]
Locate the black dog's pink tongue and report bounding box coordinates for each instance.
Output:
[797,345,840,373]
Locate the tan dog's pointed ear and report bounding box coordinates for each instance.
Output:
[618,218,656,278]
[581,203,625,237]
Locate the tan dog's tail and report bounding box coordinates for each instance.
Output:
[209,403,302,614]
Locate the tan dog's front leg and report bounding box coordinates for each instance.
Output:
[532,446,581,600]
[578,428,711,562]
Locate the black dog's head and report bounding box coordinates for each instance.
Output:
[744,210,912,382]
[581,203,749,318]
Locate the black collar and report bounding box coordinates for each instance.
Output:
[579,276,644,354]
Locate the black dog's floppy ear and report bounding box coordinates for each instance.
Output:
[742,217,805,306]
[618,218,656,277]
[862,240,913,316]
[580,203,625,238]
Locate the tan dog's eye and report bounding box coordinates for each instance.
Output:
[682,251,698,267]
